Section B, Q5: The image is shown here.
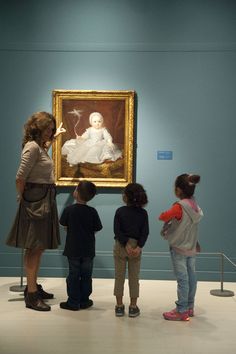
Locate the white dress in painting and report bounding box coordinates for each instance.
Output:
[62,127,122,165]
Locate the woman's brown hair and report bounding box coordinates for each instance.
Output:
[22,111,56,148]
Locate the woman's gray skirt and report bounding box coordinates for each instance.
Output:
[6,183,61,249]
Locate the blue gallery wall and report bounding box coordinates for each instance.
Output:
[0,0,236,281]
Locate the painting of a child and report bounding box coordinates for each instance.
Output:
[62,112,122,166]
[52,90,134,187]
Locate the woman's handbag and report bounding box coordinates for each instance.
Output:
[22,187,52,220]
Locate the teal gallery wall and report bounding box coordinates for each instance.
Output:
[1,0,236,281]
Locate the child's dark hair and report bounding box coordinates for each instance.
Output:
[76,180,97,202]
[175,174,201,198]
[124,183,148,207]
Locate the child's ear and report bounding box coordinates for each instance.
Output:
[175,187,182,197]
[73,189,78,199]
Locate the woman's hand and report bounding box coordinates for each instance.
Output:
[16,178,25,202]
[54,123,66,138]
[16,194,22,202]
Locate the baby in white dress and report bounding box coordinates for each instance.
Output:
[62,112,122,165]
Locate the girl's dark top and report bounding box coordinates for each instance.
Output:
[60,203,102,258]
[114,206,149,248]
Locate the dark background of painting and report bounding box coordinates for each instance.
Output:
[62,99,125,147]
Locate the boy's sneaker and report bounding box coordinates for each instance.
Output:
[115,305,125,317]
[163,308,190,321]
[129,306,140,318]
[188,308,194,317]
[60,301,80,311]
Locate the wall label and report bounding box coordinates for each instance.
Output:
[157,151,173,160]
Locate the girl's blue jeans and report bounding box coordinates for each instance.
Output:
[170,248,197,313]
[66,256,93,308]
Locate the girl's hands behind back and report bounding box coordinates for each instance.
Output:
[125,243,133,256]
[126,244,141,258]
[132,246,142,257]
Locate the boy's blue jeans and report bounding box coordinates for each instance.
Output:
[170,249,197,313]
[66,256,93,308]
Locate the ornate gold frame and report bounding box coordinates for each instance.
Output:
[52,90,135,187]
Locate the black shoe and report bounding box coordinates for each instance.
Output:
[60,302,80,311]
[80,299,93,309]
[24,284,54,300]
[25,291,51,312]
[129,306,140,318]
[115,305,125,317]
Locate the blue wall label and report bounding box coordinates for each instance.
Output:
[157,151,173,160]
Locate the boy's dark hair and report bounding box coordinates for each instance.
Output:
[76,180,97,202]
[124,183,148,207]
[175,174,201,198]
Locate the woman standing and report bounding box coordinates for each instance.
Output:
[6,111,65,311]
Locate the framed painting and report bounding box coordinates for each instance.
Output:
[52,90,135,187]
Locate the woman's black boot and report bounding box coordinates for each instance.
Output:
[25,291,51,311]
[37,284,54,299]
[24,284,54,299]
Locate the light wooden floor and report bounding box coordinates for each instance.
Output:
[0,277,236,354]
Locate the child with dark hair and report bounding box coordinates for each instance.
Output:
[159,174,203,321]
[113,183,149,317]
[59,181,102,311]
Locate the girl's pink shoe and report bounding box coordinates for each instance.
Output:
[163,308,190,321]
[188,308,194,317]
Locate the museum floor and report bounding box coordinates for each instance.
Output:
[0,277,235,354]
